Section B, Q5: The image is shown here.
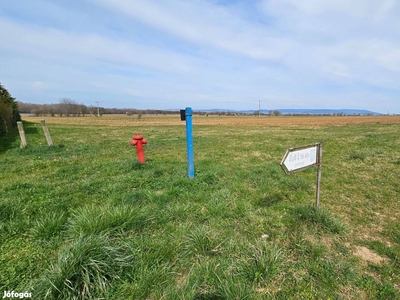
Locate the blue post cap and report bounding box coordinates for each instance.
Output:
[185,107,192,116]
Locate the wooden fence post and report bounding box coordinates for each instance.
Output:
[17,121,27,148]
[41,119,53,146]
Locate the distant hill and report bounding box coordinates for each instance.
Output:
[197,108,380,115]
[276,109,380,115]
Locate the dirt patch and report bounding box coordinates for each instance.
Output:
[353,246,387,264]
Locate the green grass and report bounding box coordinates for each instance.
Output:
[1,118,400,299]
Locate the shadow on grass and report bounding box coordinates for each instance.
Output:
[0,121,39,154]
[256,191,287,207]
[131,161,149,170]
[0,128,19,154]
[23,121,39,135]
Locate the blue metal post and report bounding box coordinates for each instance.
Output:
[185,107,195,178]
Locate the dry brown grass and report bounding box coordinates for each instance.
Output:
[22,114,400,127]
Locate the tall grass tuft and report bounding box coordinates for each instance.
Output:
[348,150,367,161]
[180,226,221,257]
[0,199,31,240]
[29,212,67,241]
[291,205,346,234]
[68,204,146,237]
[240,242,284,284]
[216,275,255,299]
[33,235,132,299]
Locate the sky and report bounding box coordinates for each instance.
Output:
[1,0,399,113]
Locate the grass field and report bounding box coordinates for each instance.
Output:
[1,114,400,299]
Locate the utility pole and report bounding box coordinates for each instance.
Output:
[95,101,100,118]
[259,100,261,118]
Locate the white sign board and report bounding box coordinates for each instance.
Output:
[280,142,323,208]
[283,146,317,172]
[280,143,320,175]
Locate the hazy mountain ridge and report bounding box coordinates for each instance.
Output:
[197,108,381,115]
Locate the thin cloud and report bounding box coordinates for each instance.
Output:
[0,18,196,74]
[30,81,46,90]
[91,0,293,60]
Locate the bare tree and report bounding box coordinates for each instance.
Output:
[59,98,79,117]
[79,104,88,117]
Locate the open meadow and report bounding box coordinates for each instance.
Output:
[1,114,400,299]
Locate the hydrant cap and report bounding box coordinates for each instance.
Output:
[133,133,143,140]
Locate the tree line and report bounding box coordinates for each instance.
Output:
[0,83,21,136]
[18,99,182,117]
[18,100,288,117]
[19,98,96,117]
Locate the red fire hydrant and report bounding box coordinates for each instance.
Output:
[130,133,147,163]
